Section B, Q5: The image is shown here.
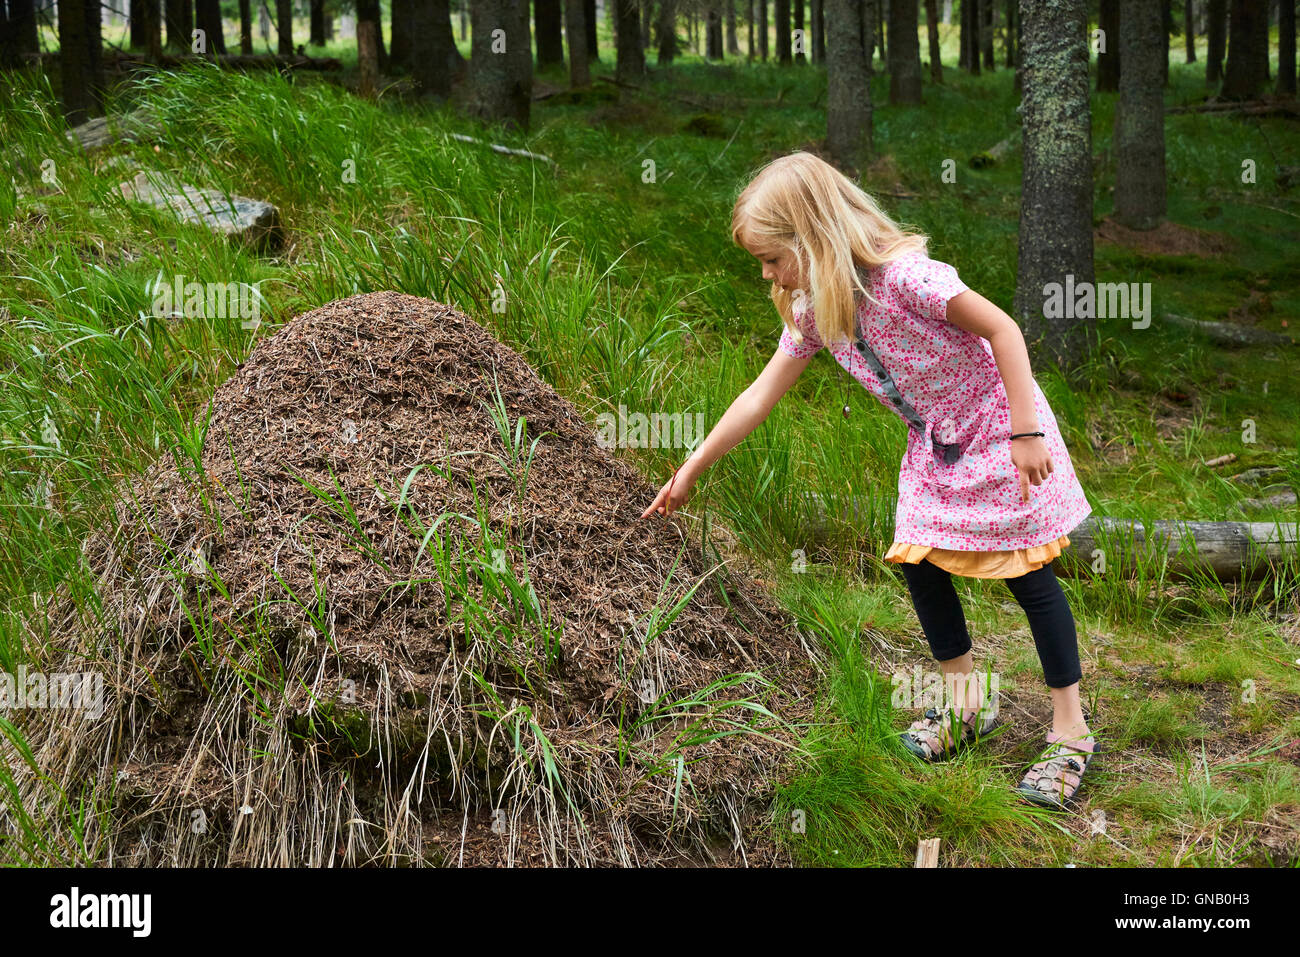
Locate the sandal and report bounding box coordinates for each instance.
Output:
[899,703,1001,762]
[1016,730,1100,810]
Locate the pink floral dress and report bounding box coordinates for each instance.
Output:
[777,251,1093,578]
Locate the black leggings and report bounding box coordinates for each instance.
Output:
[898,558,1082,688]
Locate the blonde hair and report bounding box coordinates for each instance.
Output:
[731,151,930,348]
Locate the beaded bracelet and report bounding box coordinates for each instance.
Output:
[1010,431,1046,440]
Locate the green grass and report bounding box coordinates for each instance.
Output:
[1,23,1298,866]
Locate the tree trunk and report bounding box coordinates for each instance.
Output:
[131,0,147,46]
[1277,0,1295,95]
[1185,0,1197,61]
[567,0,590,82]
[826,0,873,168]
[470,0,531,129]
[310,0,324,46]
[196,0,226,54]
[775,0,791,63]
[358,18,378,95]
[657,0,678,63]
[889,0,922,102]
[1014,0,1094,368]
[585,0,598,61]
[793,0,805,61]
[707,0,722,58]
[412,0,463,95]
[980,0,994,68]
[357,0,388,70]
[1160,0,1171,85]
[1004,0,1015,66]
[1097,0,1119,90]
[1206,0,1226,84]
[239,0,252,53]
[1221,0,1269,99]
[728,0,741,54]
[759,0,768,59]
[165,0,192,50]
[925,0,942,81]
[811,0,824,62]
[391,0,413,67]
[962,0,981,72]
[0,0,40,66]
[1115,0,1167,230]
[615,0,645,78]
[276,0,291,54]
[536,0,564,68]
[60,0,104,124]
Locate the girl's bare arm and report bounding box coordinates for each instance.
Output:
[944,290,1040,434]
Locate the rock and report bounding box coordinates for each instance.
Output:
[66,109,161,153]
[117,170,282,250]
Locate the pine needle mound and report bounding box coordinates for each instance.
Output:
[9,291,824,866]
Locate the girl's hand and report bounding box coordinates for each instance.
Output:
[641,466,695,518]
[1011,437,1054,503]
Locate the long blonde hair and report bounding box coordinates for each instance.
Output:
[731,151,930,348]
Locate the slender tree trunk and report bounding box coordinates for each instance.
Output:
[793,0,805,61]
[1014,0,1094,367]
[1206,0,1226,84]
[1004,0,1015,66]
[925,0,942,81]
[658,0,678,63]
[759,0,768,59]
[811,0,825,62]
[889,0,922,102]
[1097,0,1120,90]
[980,0,994,68]
[1185,0,1197,61]
[826,0,873,168]
[1115,0,1167,230]
[131,0,147,46]
[1221,0,1269,99]
[275,0,292,54]
[1160,0,1171,85]
[239,0,252,53]
[309,0,324,46]
[615,0,646,77]
[536,0,564,67]
[567,0,591,82]
[775,0,791,63]
[585,0,598,61]
[60,0,104,124]
[357,0,388,70]
[358,18,378,95]
[1277,0,1295,95]
[728,0,740,53]
[195,0,226,54]
[165,0,191,50]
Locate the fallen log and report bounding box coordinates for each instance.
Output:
[1165,98,1300,118]
[796,493,1299,581]
[1165,313,1297,347]
[32,51,342,71]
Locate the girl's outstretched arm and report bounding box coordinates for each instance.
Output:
[944,290,1053,502]
[640,347,812,518]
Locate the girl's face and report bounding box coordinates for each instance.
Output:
[746,240,805,293]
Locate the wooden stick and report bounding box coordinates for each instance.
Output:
[915,837,941,867]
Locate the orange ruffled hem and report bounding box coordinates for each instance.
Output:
[884,535,1071,580]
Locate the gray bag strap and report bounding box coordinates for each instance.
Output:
[849,268,962,465]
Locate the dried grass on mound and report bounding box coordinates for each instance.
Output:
[6,291,825,866]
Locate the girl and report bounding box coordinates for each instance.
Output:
[641,151,1100,809]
